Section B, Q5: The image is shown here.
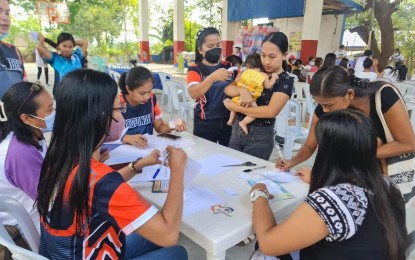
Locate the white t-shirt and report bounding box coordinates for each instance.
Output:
[355,71,378,82]
[382,68,399,82]
[35,48,46,68]
[335,50,348,59]
[390,54,404,63]
[353,56,368,73]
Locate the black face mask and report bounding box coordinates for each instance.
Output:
[204,47,222,64]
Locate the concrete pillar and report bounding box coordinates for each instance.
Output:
[300,0,324,62]
[173,0,185,64]
[221,0,240,59]
[139,0,150,63]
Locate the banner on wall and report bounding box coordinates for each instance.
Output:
[234,25,280,61]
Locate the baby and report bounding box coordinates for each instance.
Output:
[227,53,278,134]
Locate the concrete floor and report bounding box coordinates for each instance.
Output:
[25,63,315,260]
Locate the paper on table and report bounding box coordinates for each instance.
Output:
[182,186,224,216]
[101,127,130,152]
[238,172,263,180]
[129,158,201,187]
[248,179,293,200]
[223,188,238,196]
[259,170,300,183]
[197,154,244,176]
[106,134,195,165]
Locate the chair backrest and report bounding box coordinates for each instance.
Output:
[158,72,172,95]
[0,197,42,255]
[302,83,315,127]
[0,232,47,260]
[165,80,182,110]
[275,100,302,137]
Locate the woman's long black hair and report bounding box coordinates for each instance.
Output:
[37,69,118,233]
[44,32,75,50]
[0,82,45,150]
[312,109,407,260]
[310,65,390,98]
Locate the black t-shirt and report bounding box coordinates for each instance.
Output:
[237,71,294,126]
[315,86,400,143]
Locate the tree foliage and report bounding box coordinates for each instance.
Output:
[346,0,406,69]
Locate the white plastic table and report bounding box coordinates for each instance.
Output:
[109,132,308,260]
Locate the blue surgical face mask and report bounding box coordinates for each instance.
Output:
[0,32,9,40]
[28,110,56,133]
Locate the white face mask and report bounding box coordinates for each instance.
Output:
[394,52,399,57]
[310,61,315,66]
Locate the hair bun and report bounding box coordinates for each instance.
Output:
[350,75,370,89]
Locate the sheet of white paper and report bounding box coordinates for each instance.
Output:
[106,134,196,165]
[238,172,263,180]
[106,145,151,165]
[182,187,224,216]
[197,154,244,176]
[260,170,300,183]
[223,188,238,196]
[129,158,201,187]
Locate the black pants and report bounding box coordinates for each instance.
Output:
[37,67,49,84]
[229,118,274,161]
[193,117,232,146]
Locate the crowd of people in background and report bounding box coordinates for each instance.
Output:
[1,0,414,258]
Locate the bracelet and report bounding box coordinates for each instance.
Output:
[128,157,143,174]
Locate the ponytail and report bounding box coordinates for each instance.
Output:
[44,38,58,49]
[118,72,128,94]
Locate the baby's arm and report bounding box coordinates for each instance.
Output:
[262,72,279,89]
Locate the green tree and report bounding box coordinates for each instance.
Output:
[346,0,406,68]
[191,0,222,30]
[184,19,202,52]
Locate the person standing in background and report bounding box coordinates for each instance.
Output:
[35,48,48,85]
[0,0,27,99]
[334,44,347,59]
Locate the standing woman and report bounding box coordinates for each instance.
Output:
[223,32,293,160]
[187,27,236,146]
[0,0,27,99]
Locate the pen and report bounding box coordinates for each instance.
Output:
[152,149,171,179]
[275,143,285,165]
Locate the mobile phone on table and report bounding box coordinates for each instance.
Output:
[157,133,181,140]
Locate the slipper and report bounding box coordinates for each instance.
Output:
[236,234,256,246]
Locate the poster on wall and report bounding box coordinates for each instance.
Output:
[289,32,302,58]
[234,25,280,61]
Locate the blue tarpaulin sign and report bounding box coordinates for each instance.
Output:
[227,0,305,21]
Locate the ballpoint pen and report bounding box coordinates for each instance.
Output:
[275,143,285,165]
[152,151,171,179]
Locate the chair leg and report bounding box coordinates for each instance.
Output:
[283,133,295,160]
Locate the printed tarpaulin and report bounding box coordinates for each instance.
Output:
[227,0,305,21]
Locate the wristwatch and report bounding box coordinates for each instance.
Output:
[250,189,269,203]
[128,157,143,175]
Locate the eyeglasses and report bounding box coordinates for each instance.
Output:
[18,82,41,116]
[113,103,127,113]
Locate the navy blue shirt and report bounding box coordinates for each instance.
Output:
[121,93,162,135]
[187,61,236,120]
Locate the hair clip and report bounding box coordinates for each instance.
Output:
[351,76,370,89]
[0,101,8,122]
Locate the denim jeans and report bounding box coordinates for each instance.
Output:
[193,116,232,146]
[125,233,188,260]
[228,118,275,161]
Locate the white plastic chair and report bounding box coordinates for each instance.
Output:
[165,80,194,124]
[302,83,316,128]
[0,196,46,259]
[158,72,173,109]
[274,100,309,160]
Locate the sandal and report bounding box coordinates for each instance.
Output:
[236,234,256,246]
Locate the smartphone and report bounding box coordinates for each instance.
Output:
[157,133,181,140]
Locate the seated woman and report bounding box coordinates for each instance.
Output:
[36,69,188,259]
[276,65,415,201]
[252,109,407,259]
[0,81,54,229]
[118,67,187,148]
